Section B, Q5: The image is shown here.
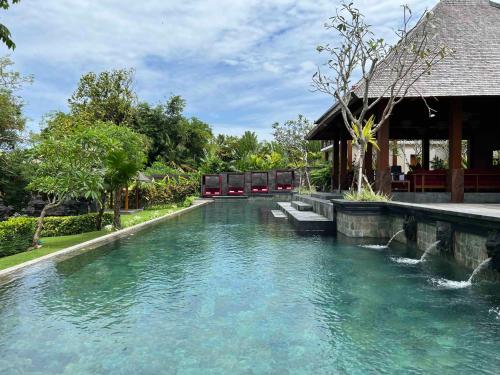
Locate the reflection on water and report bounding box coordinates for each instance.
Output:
[0,199,499,374]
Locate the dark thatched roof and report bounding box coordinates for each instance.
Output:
[310,0,500,138]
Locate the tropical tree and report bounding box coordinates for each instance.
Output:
[238,131,259,156]
[312,2,450,194]
[272,115,316,190]
[99,125,147,229]
[0,0,21,49]
[68,69,136,126]
[130,96,212,167]
[0,56,33,148]
[27,128,106,247]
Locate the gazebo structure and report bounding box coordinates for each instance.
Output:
[307,0,500,203]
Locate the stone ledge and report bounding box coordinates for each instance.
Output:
[0,199,213,281]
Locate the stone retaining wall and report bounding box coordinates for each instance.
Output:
[454,232,489,269]
[336,212,391,238]
[330,199,495,271]
[417,222,437,252]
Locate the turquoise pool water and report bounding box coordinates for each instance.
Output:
[0,200,499,374]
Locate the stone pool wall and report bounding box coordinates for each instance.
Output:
[329,199,495,271]
[454,232,489,270]
[417,222,437,253]
[336,212,391,238]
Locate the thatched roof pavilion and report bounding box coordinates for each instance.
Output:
[307,0,500,202]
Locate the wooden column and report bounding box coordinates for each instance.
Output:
[340,138,348,190]
[376,115,391,194]
[136,188,140,209]
[364,143,374,182]
[448,97,464,203]
[124,187,129,211]
[391,140,398,166]
[347,140,353,170]
[422,137,430,170]
[331,138,340,191]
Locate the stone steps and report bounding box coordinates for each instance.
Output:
[294,194,335,221]
[277,202,334,232]
[271,210,287,218]
[291,201,313,211]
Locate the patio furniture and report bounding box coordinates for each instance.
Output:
[227,174,245,195]
[251,172,269,193]
[202,175,222,197]
[275,170,294,191]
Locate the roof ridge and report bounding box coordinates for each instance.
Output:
[440,0,491,5]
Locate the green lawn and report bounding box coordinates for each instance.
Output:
[0,204,187,272]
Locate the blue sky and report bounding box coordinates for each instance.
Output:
[3,0,436,139]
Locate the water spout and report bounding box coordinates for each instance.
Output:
[467,257,492,283]
[361,229,404,250]
[391,240,440,265]
[386,229,405,247]
[419,241,440,262]
[432,257,492,289]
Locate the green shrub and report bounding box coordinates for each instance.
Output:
[0,217,36,257]
[310,162,332,191]
[343,188,390,202]
[142,175,199,207]
[40,213,113,237]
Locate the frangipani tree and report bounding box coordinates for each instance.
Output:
[272,115,316,191]
[313,2,451,194]
[28,129,106,247]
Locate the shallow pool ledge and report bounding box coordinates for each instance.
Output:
[0,199,213,279]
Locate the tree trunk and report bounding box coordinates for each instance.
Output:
[357,143,366,194]
[113,187,122,229]
[32,201,59,248]
[95,191,107,230]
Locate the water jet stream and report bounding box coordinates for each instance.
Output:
[432,257,492,289]
[391,241,440,265]
[361,229,405,250]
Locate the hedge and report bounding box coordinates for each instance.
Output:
[0,213,113,258]
[0,217,36,257]
[40,213,113,237]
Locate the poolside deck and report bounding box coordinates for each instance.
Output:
[387,202,500,223]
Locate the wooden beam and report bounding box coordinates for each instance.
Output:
[332,137,340,191]
[340,138,348,190]
[448,97,464,203]
[391,140,398,167]
[376,110,391,194]
[364,143,373,182]
[422,137,430,170]
[347,140,353,170]
[124,187,129,211]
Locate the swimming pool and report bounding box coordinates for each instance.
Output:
[0,200,499,374]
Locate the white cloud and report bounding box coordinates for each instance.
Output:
[2,0,437,138]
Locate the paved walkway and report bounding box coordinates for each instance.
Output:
[388,202,500,222]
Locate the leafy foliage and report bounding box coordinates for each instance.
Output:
[0,216,35,257]
[68,69,136,126]
[40,213,113,237]
[130,96,212,167]
[28,127,106,204]
[310,162,332,192]
[343,188,390,202]
[0,149,30,210]
[0,0,21,49]
[141,175,199,207]
[0,56,33,149]
[272,115,320,189]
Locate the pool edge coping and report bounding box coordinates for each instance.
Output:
[0,199,213,280]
